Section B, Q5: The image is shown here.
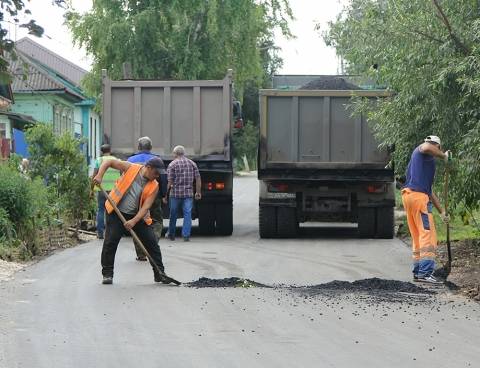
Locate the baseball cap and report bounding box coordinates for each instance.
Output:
[424,135,441,145]
[146,157,165,175]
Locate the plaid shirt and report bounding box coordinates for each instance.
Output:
[167,156,201,198]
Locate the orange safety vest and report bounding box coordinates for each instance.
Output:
[105,164,158,225]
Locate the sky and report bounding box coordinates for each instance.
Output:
[4,0,349,75]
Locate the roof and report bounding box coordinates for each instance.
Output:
[15,37,87,87]
[9,50,85,101]
[0,111,36,129]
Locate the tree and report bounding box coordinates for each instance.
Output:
[0,0,66,82]
[325,0,480,209]
[65,0,292,101]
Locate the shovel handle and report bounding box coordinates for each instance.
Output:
[95,182,181,285]
[444,164,452,268]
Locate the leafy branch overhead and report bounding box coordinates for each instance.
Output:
[65,0,292,101]
[0,1,66,83]
[325,0,480,209]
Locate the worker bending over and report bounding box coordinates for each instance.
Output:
[93,157,169,285]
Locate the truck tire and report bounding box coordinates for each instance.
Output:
[276,207,297,238]
[375,207,394,239]
[198,204,215,235]
[259,205,277,238]
[215,203,233,236]
[358,208,376,238]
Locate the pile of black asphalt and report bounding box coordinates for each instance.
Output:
[185,277,269,288]
[185,277,437,302]
[293,278,437,304]
[300,76,362,90]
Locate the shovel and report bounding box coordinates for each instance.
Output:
[96,183,181,286]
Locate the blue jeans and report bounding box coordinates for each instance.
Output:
[96,191,107,236]
[168,197,193,238]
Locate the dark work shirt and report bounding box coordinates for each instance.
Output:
[403,147,436,195]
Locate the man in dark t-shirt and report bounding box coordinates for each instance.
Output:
[401,135,451,284]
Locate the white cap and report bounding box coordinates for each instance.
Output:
[424,135,441,145]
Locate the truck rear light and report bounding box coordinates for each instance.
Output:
[269,183,289,192]
[205,182,225,191]
[367,184,386,193]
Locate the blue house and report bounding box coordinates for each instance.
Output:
[8,37,101,166]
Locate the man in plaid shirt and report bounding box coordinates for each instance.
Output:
[166,145,202,241]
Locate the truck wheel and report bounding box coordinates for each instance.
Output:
[259,205,277,238]
[375,207,394,239]
[215,203,233,236]
[358,208,375,238]
[198,204,215,235]
[277,207,297,238]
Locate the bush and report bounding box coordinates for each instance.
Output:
[25,124,92,226]
[0,165,33,225]
[233,121,259,171]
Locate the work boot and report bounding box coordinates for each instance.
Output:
[154,273,171,284]
[183,237,190,242]
[168,234,175,241]
[102,276,113,285]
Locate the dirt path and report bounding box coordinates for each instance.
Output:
[0,259,24,282]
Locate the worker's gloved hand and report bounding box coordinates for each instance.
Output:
[444,150,452,163]
[194,192,202,200]
[440,211,450,224]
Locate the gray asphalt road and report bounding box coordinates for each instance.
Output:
[1,176,479,367]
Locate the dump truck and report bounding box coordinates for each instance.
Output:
[258,89,395,238]
[102,70,237,235]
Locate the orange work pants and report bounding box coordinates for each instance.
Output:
[401,188,437,277]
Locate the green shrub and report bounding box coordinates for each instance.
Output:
[25,124,92,226]
[0,165,33,225]
[233,121,259,171]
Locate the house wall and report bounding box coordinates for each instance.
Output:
[11,94,77,136]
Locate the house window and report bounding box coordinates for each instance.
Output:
[0,123,6,139]
[54,107,61,135]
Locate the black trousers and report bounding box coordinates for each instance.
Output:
[101,212,165,278]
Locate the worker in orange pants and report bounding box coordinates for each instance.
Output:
[401,135,451,284]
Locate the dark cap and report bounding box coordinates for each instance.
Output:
[145,157,165,175]
[100,144,111,154]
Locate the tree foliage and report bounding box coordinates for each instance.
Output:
[325,0,480,209]
[65,0,292,100]
[0,0,65,82]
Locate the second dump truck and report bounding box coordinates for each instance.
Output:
[258,89,395,238]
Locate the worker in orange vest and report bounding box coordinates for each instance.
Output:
[93,157,169,285]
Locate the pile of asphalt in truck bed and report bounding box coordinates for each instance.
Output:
[186,277,269,288]
[300,76,361,90]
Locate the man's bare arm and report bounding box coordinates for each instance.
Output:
[124,186,159,230]
[93,160,130,184]
[430,192,443,214]
[419,142,447,160]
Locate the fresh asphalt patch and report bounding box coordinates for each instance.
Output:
[185,277,441,303]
